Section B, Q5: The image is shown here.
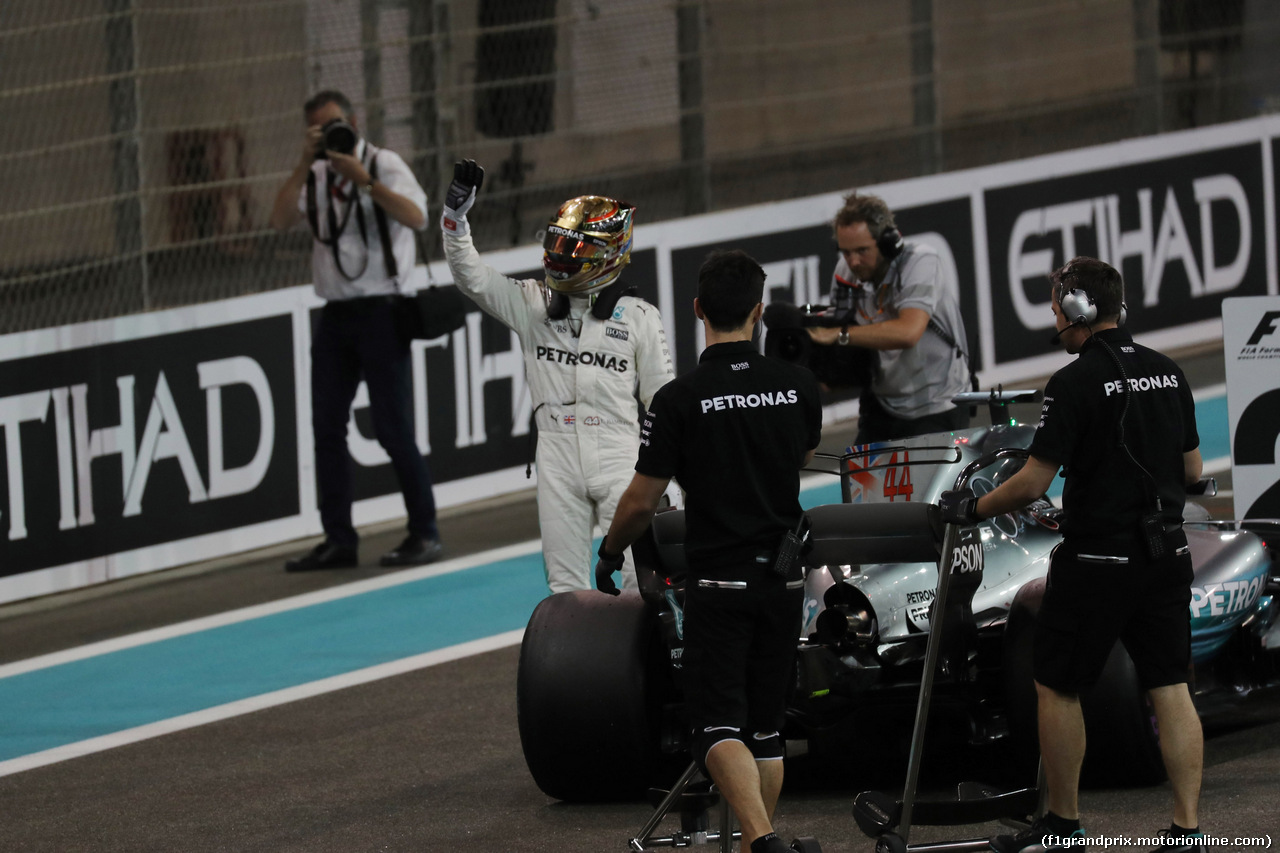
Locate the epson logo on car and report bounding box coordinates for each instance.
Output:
[951,540,984,574]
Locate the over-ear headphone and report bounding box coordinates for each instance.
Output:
[1058,287,1097,327]
[877,224,904,261]
[1057,285,1128,327]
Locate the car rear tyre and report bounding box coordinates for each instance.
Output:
[1002,579,1167,787]
[517,590,670,801]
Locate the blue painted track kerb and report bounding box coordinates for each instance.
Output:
[0,552,549,761]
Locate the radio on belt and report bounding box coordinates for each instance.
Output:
[771,515,811,582]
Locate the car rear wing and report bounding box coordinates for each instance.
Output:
[951,387,1041,424]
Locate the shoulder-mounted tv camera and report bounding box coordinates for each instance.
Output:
[762,302,876,390]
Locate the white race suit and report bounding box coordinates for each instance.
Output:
[443,232,674,592]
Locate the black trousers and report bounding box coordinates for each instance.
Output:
[311,297,438,548]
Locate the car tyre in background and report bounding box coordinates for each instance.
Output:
[517,590,670,801]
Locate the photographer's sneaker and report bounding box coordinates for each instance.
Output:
[991,814,1085,853]
[1148,827,1205,853]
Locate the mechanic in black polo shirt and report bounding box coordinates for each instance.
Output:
[939,257,1205,853]
[595,249,823,853]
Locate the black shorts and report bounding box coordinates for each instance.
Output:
[1033,532,1193,693]
[681,564,805,740]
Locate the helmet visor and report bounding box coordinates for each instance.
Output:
[543,225,610,261]
[543,253,590,282]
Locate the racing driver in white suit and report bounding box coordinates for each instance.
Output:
[440,160,674,593]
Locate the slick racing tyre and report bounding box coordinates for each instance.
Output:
[517,590,670,801]
[1002,580,1166,787]
[1002,579,1047,784]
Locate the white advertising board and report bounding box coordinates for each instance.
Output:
[1222,296,1280,520]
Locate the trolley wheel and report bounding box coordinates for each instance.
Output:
[790,837,823,853]
[875,832,907,853]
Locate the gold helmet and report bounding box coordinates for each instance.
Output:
[542,196,636,295]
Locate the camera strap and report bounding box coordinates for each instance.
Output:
[368,154,398,280]
[304,146,398,283]
[926,316,979,392]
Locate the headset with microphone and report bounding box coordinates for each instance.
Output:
[1049,279,1127,345]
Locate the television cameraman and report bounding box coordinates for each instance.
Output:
[938,257,1205,853]
[596,250,823,853]
[270,90,443,571]
[806,193,971,444]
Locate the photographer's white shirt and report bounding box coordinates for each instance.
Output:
[295,139,427,302]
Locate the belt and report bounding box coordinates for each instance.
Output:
[695,577,806,590]
[1068,520,1183,542]
[694,547,806,591]
[697,579,748,590]
[694,551,771,591]
[1077,542,1191,564]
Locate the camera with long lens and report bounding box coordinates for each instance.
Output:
[763,301,876,390]
[316,118,358,159]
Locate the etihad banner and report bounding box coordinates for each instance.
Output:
[3,115,1278,601]
[0,315,298,573]
[987,143,1267,364]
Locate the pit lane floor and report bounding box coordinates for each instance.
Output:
[3,344,1276,853]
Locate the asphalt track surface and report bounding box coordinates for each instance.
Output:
[3,343,1278,853]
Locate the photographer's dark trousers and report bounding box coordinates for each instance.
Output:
[311,297,439,549]
[854,390,969,445]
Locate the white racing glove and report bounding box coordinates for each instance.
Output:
[440,159,485,238]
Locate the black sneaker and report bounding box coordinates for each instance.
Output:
[379,535,444,567]
[1148,829,1205,853]
[991,815,1085,853]
[284,541,358,572]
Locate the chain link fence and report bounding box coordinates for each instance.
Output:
[3,0,1277,334]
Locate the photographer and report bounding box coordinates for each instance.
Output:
[938,257,1205,853]
[806,193,971,444]
[596,250,822,853]
[270,90,443,571]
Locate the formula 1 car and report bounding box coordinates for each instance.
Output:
[516,393,1280,803]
